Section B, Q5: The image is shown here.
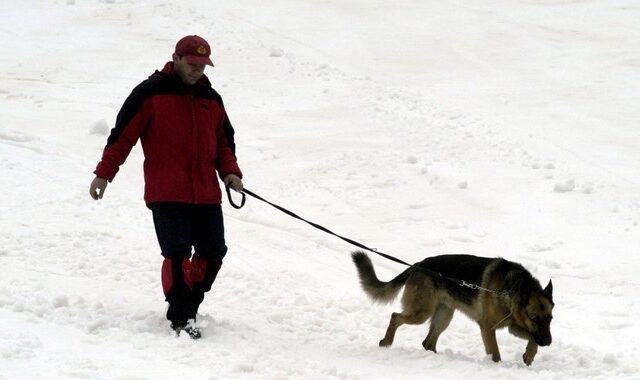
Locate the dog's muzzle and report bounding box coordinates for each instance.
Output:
[535,334,552,346]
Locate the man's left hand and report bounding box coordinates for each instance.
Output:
[224,174,244,192]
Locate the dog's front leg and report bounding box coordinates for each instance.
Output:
[480,325,501,362]
[523,338,538,366]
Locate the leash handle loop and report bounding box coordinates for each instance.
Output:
[226,186,246,209]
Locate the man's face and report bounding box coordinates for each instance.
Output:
[173,54,206,85]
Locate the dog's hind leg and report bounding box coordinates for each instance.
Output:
[480,324,501,362]
[422,304,454,353]
[379,310,430,347]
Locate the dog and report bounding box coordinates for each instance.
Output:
[351,250,553,365]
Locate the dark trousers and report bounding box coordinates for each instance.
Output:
[150,202,227,324]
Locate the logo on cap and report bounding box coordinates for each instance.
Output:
[197,46,207,55]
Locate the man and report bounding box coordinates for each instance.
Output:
[89,35,244,339]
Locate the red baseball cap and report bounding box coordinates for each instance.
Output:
[175,35,214,66]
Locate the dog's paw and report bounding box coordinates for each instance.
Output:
[379,339,391,347]
[523,353,534,366]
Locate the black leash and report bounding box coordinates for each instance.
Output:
[227,186,410,266]
[226,186,503,294]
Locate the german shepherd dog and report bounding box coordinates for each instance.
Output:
[351,251,554,365]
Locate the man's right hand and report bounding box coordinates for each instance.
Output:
[90,177,109,200]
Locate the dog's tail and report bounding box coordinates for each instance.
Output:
[351,250,412,304]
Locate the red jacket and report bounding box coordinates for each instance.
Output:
[94,62,242,205]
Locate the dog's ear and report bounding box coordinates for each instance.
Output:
[543,280,553,301]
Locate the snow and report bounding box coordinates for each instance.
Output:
[1,0,639,379]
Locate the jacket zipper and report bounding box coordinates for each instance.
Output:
[189,95,197,203]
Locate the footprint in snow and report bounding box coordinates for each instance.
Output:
[554,180,575,193]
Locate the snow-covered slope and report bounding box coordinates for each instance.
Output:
[1,1,639,379]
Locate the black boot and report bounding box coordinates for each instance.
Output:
[171,318,201,339]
